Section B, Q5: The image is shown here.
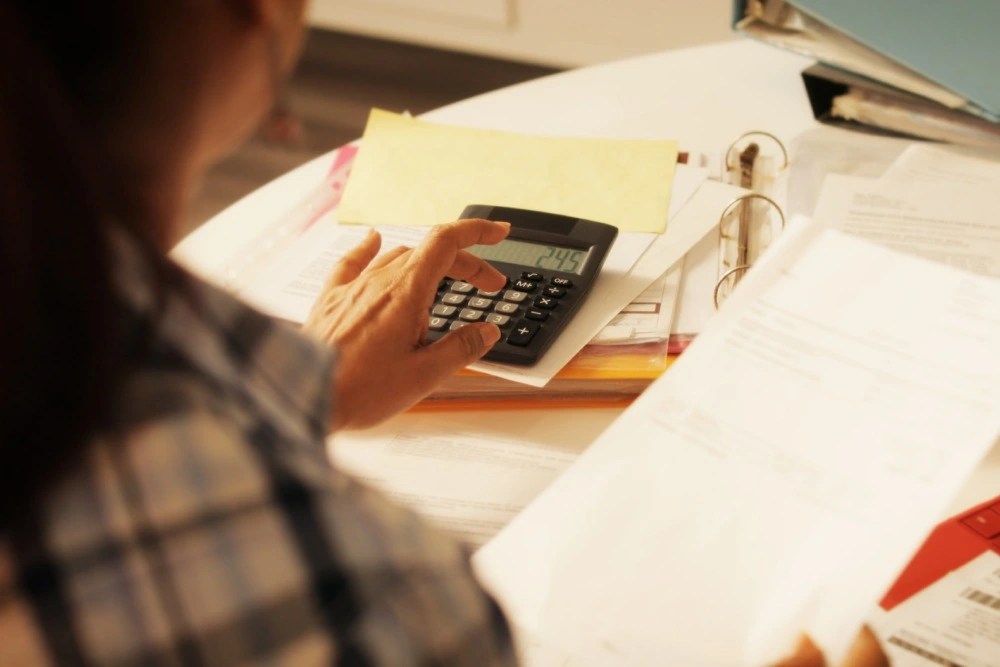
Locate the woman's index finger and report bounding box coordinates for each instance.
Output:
[404,218,509,292]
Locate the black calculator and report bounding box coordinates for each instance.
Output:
[425,205,618,365]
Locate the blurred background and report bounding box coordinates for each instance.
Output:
[190,0,733,234]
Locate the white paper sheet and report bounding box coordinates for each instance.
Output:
[881,143,1000,187]
[592,264,681,344]
[813,173,1000,278]
[670,222,720,337]
[879,551,1000,667]
[474,221,1000,667]
[239,223,428,322]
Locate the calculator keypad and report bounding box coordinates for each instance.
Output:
[426,271,576,362]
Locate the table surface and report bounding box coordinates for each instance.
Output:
[173,38,997,520]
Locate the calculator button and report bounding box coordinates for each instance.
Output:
[468,297,493,310]
[503,290,528,303]
[459,308,485,322]
[522,272,544,281]
[512,279,537,292]
[432,304,457,317]
[449,321,469,331]
[525,308,549,321]
[534,296,557,310]
[551,277,573,287]
[507,320,539,347]
[494,302,519,315]
[543,286,566,298]
[428,317,448,331]
[441,293,467,306]
[485,313,510,326]
[477,288,501,297]
[451,281,475,293]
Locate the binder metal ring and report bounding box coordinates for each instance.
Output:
[724,131,789,173]
[713,192,786,309]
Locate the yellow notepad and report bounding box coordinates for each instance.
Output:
[336,109,678,233]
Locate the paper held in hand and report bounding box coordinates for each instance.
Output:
[474,219,1000,666]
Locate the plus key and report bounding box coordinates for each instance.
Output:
[506,320,540,347]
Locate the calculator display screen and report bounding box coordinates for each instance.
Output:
[470,239,592,275]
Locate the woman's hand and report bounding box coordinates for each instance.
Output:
[304,218,510,431]
[772,627,887,667]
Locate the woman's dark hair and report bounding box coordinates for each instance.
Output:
[0,3,163,530]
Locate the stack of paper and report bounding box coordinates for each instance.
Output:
[235,109,746,396]
[416,339,675,411]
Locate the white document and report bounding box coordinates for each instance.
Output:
[474,222,1000,667]
[239,223,427,322]
[328,408,619,547]
[592,264,681,344]
[879,551,1000,667]
[881,143,1000,188]
[670,223,719,338]
[813,173,1000,278]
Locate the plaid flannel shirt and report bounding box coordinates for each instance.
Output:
[0,230,516,666]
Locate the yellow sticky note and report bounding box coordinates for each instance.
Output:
[336,109,678,233]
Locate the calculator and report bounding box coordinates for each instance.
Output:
[425,205,618,365]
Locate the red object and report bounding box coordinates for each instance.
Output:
[880,494,1000,610]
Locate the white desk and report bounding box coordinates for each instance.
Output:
[173,39,998,527]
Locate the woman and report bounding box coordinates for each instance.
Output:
[0,2,887,666]
[1,1,514,664]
